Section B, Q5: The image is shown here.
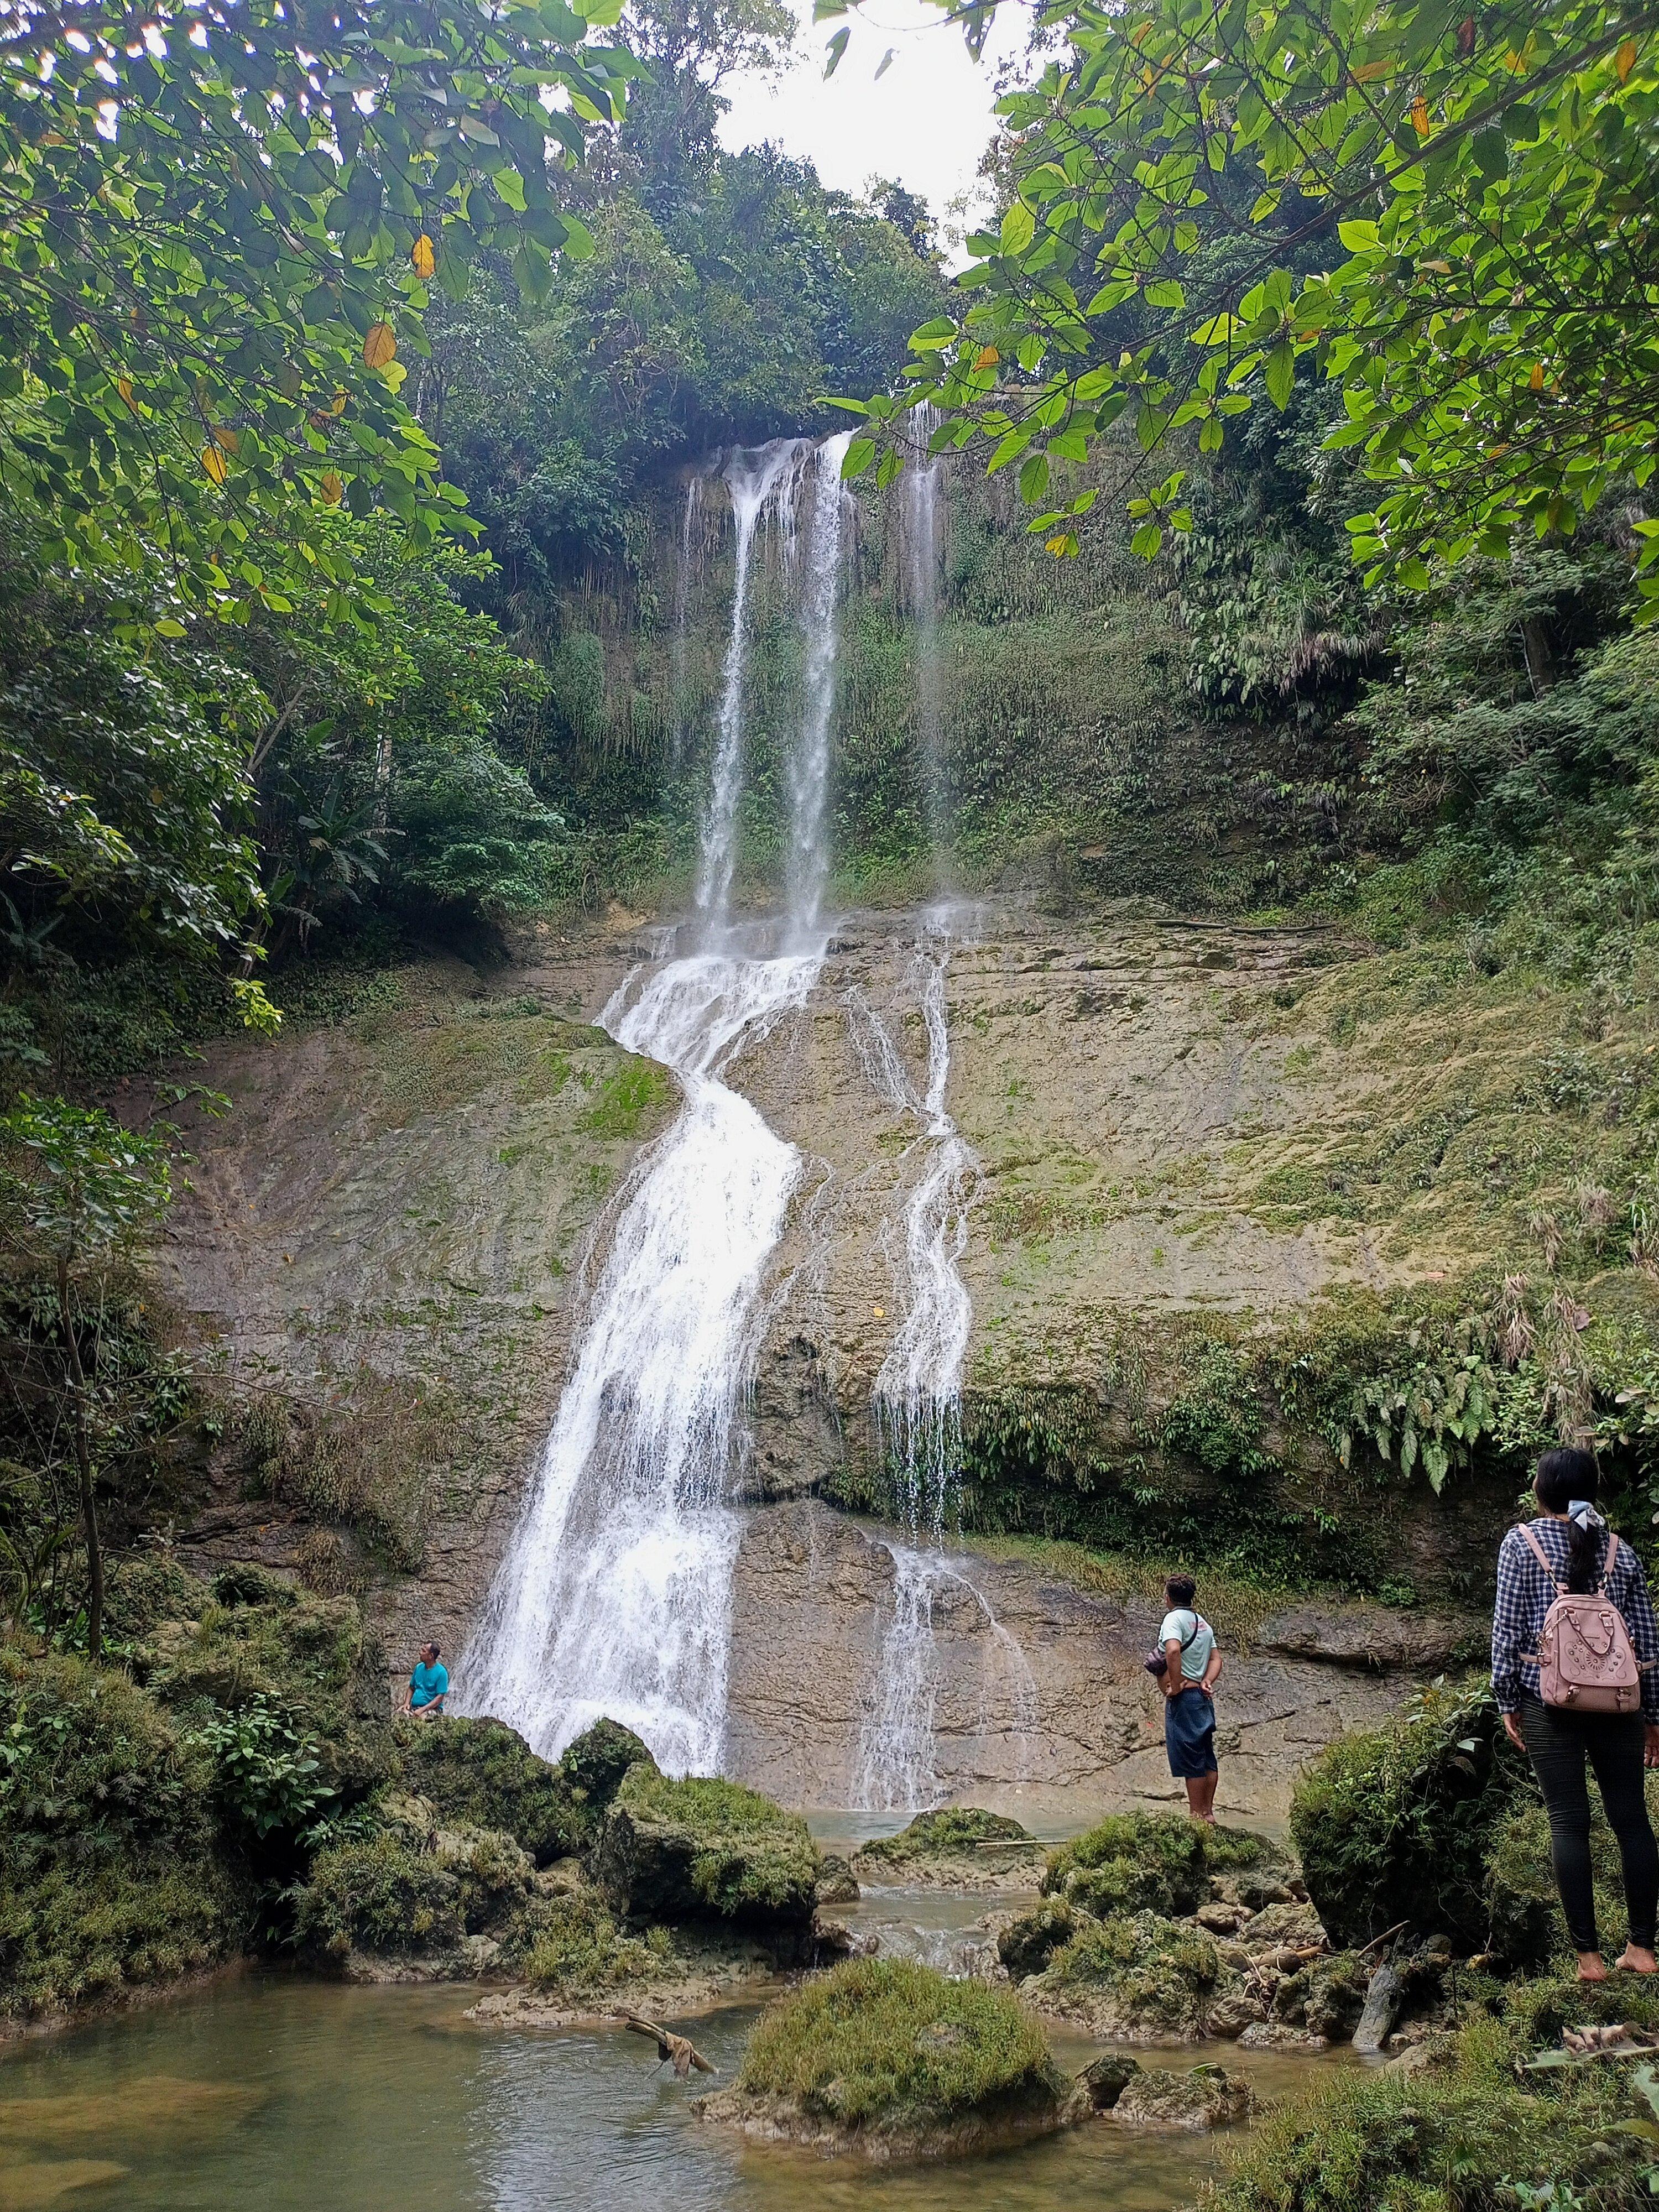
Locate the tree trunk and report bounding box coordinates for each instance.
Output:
[56,1253,102,1662]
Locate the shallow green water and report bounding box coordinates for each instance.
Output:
[0,1973,1350,2212]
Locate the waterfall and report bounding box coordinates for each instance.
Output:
[872,931,976,1536]
[787,431,853,942]
[855,1542,1039,1815]
[695,439,806,933]
[902,406,947,862]
[457,435,848,1774]
[852,920,1036,1813]
[669,471,701,763]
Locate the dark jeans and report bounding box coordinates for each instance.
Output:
[1519,1693,1658,1953]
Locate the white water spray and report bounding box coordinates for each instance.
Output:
[786,430,853,941]
[669,471,701,763]
[902,406,947,855]
[855,1542,1039,1814]
[695,439,805,931]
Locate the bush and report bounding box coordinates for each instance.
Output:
[737,1958,1062,2133]
[521,1891,671,1996]
[1208,2013,1649,2212]
[0,1647,247,2017]
[289,1831,463,1960]
[594,1768,820,1928]
[1042,1810,1272,1918]
[102,1553,206,1638]
[1291,1683,1529,1949]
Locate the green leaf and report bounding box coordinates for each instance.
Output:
[1001,201,1036,256]
[823,27,850,77]
[1264,341,1295,410]
[841,436,877,479]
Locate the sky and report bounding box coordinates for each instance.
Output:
[716,0,1032,254]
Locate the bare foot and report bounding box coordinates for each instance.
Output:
[1616,1947,1659,1975]
[1579,1951,1610,1982]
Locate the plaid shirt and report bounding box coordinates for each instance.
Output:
[1491,1517,1659,1723]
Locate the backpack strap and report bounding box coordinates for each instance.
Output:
[1518,1521,1566,1590]
[1603,1531,1621,1590]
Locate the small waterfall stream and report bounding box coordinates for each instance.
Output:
[459,434,849,1770]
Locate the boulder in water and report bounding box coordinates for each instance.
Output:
[1112,2062,1255,2131]
[593,1767,820,1931]
[998,1898,1078,1982]
[1042,1812,1281,1920]
[693,1957,1068,2161]
[1022,1910,1230,2041]
[851,1808,1043,1893]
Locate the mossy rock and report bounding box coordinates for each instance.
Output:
[1113,2062,1254,2131]
[1042,1810,1275,1919]
[103,1553,207,1637]
[704,1957,1067,2158]
[593,1768,819,1930]
[520,1890,674,1999]
[1272,1952,1371,2041]
[1026,1910,1227,2041]
[290,1830,465,1961]
[1290,1683,1528,1950]
[556,1717,654,1814]
[998,1897,1078,1982]
[400,1716,584,1866]
[851,1808,1038,1888]
[0,1647,248,2020]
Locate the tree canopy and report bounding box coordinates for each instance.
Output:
[0,0,634,620]
[841,0,1659,607]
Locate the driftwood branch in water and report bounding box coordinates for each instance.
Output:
[619,2013,717,2078]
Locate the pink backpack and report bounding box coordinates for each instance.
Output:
[1519,1523,1643,1714]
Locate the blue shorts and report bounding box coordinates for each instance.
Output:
[1166,1685,1218,1779]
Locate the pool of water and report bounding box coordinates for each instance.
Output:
[0,1966,1356,2212]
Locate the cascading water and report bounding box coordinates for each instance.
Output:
[669,472,701,763]
[457,435,849,1772]
[786,431,853,941]
[853,922,1035,1811]
[695,439,805,932]
[902,405,947,859]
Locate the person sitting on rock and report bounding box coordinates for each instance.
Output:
[1159,1574,1223,1822]
[403,1641,449,1720]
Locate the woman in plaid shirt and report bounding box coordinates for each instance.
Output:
[1493,1447,1659,1981]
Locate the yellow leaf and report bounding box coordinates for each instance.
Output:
[1488,443,1511,458]
[974,346,1000,369]
[1352,59,1389,81]
[116,376,134,408]
[320,471,343,505]
[1410,97,1430,137]
[363,321,397,371]
[201,445,227,486]
[211,424,239,454]
[1046,534,1071,554]
[331,389,348,416]
[1420,259,1452,274]
[1618,37,1638,83]
[411,233,436,279]
[1528,362,1543,390]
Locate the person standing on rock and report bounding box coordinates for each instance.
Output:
[1493,1447,1659,1983]
[1157,1574,1223,1821]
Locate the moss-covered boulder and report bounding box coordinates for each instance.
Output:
[1291,1683,1527,1950]
[519,1889,674,1998]
[1041,1811,1277,1919]
[696,1958,1068,2161]
[593,1768,820,1931]
[1271,1952,1371,2042]
[998,1897,1079,1982]
[399,1716,583,1866]
[851,1808,1042,1892]
[290,1830,467,1963]
[1113,2063,1254,2131]
[0,1648,249,2021]
[1024,1910,1228,2040]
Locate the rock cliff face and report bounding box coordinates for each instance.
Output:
[723,1500,1472,1823]
[155,891,1510,1810]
